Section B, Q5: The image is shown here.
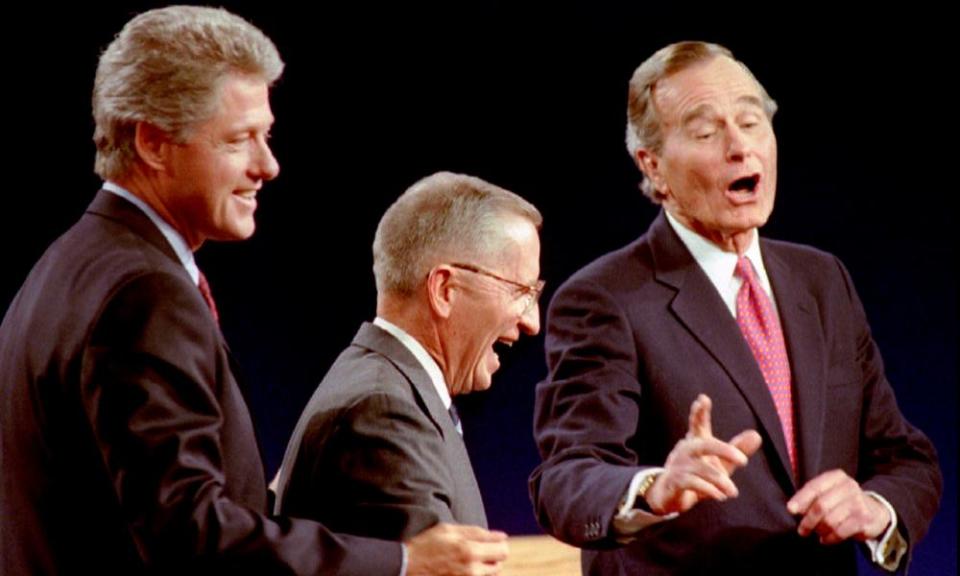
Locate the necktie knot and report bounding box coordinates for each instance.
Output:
[197,270,220,324]
[735,255,758,284]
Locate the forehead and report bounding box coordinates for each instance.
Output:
[208,74,274,127]
[484,215,540,273]
[653,56,765,125]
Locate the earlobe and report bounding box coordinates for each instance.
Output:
[636,149,664,192]
[133,121,171,171]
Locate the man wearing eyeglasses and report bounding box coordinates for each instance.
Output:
[273,172,542,553]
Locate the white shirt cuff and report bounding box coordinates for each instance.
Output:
[612,468,677,538]
[399,542,408,576]
[863,491,906,571]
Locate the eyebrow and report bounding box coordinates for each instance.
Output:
[681,95,766,127]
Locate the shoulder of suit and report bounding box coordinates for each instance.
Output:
[320,348,420,402]
[762,237,849,280]
[563,236,654,289]
[761,237,838,263]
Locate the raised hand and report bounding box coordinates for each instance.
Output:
[645,394,762,515]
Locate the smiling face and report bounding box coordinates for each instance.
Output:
[443,215,541,395]
[637,56,777,253]
[157,73,279,249]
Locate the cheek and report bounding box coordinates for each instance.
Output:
[214,158,244,188]
[668,153,717,192]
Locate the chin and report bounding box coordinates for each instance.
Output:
[224,222,257,241]
[469,375,493,393]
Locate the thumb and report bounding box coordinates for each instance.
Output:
[729,429,762,459]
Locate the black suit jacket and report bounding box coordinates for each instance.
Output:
[0,191,401,575]
[275,322,487,540]
[530,212,941,575]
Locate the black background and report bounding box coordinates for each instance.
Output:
[3,3,955,574]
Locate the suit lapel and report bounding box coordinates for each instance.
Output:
[762,244,826,484]
[353,323,455,440]
[89,188,228,338]
[354,323,487,525]
[648,214,796,488]
[89,190,262,448]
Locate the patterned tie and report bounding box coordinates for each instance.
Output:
[448,403,463,436]
[197,270,220,325]
[734,256,796,474]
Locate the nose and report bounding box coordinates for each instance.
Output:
[519,300,541,336]
[254,136,280,181]
[725,125,750,162]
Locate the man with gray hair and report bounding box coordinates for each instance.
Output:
[530,41,940,574]
[274,172,542,568]
[1,7,507,575]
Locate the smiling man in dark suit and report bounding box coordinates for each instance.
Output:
[529,41,941,575]
[0,7,506,575]
[275,172,542,554]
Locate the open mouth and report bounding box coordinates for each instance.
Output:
[492,339,514,360]
[728,174,760,194]
[234,190,258,209]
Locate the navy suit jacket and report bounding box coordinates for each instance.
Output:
[530,212,941,575]
[0,191,401,575]
[275,322,487,539]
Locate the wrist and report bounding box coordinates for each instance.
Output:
[636,471,662,513]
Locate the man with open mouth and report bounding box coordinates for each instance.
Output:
[274,172,543,571]
[529,40,941,575]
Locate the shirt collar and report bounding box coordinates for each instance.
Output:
[664,210,775,312]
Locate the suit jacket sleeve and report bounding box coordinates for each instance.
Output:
[829,255,942,549]
[529,274,647,547]
[84,271,402,575]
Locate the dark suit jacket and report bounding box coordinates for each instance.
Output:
[275,322,487,540]
[529,212,941,576]
[0,191,401,575]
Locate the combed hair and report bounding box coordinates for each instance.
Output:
[373,172,542,296]
[93,5,284,180]
[625,41,778,202]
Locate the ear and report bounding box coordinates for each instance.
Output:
[425,265,455,319]
[133,121,172,172]
[635,148,666,195]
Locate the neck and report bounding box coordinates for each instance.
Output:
[669,212,756,255]
[114,167,201,251]
[378,294,441,360]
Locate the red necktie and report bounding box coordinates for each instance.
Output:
[735,256,796,474]
[197,270,220,325]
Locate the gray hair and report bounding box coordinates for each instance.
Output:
[625,41,778,202]
[93,5,284,180]
[373,172,543,297]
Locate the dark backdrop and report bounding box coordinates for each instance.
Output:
[4,3,955,574]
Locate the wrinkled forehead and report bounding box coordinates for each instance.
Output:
[654,56,766,124]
